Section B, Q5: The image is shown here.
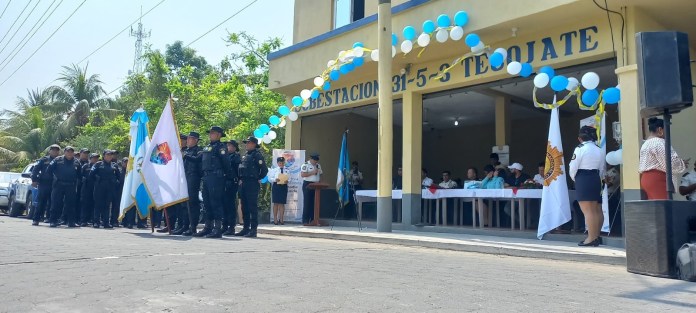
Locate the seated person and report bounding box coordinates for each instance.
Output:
[481,166,505,189]
[533,162,545,186]
[439,171,458,189]
[422,168,434,188]
[466,167,479,182]
[505,163,530,188]
[392,165,403,190]
[488,153,508,180]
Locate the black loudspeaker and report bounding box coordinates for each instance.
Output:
[636,31,693,117]
[625,200,696,278]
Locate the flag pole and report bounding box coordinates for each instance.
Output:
[150,206,154,233]
[163,207,171,235]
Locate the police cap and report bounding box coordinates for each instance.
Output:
[188,131,200,139]
[48,144,61,151]
[64,146,75,152]
[310,153,320,161]
[243,136,258,145]
[89,153,99,159]
[79,148,90,153]
[206,126,226,138]
[228,139,239,151]
[103,149,115,155]
[179,133,187,140]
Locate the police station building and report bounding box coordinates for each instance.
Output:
[268,0,696,234]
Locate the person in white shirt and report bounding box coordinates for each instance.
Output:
[421,168,433,188]
[439,171,458,189]
[569,126,604,247]
[268,157,289,225]
[533,162,545,186]
[301,153,322,224]
[679,159,696,201]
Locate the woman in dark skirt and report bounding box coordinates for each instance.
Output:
[569,126,604,246]
[269,157,289,225]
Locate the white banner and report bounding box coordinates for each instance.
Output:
[272,149,305,222]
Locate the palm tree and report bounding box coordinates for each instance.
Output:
[0,100,59,166]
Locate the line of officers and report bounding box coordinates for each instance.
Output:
[29,126,268,239]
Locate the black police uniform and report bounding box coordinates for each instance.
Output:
[236,142,268,237]
[181,144,202,236]
[46,155,81,227]
[109,159,124,226]
[74,157,88,222]
[197,138,232,238]
[79,160,96,225]
[90,158,120,228]
[222,147,241,235]
[31,154,57,224]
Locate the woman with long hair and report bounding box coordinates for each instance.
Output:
[639,117,687,199]
[569,126,604,246]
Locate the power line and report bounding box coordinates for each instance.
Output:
[186,0,257,47]
[77,0,166,65]
[0,0,13,22]
[0,0,87,88]
[0,0,41,57]
[0,0,62,72]
[0,0,33,47]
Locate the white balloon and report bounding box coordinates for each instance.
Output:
[581,72,600,90]
[449,26,464,41]
[327,60,337,69]
[370,49,379,61]
[400,40,413,54]
[471,41,485,55]
[606,149,623,165]
[279,118,286,128]
[566,77,579,91]
[338,50,347,62]
[506,61,522,75]
[391,46,396,58]
[534,73,550,88]
[300,89,311,100]
[435,29,448,43]
[268,130,277,140]
[262,135,272,144]
[313,77,325,87]
[353,47,364,57]
[417,33,430,47]
[494,48,508,60]
[288,112,299,121]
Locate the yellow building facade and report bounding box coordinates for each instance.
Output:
[269,0,696,227]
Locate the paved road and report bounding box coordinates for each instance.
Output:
[0,216,694,312]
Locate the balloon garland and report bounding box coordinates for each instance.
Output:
[254,9,621,146]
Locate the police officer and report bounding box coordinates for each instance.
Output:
[31,144,61,226]
[74,148,90,224]
[181,132,203,236]
[171,135,190,235]
[194,126,232,238]
[46,146,81,228]
[109,151,123,227]
[301,153,322,225]
[79,153,99,226]
[90,150,120,228]
[235,136,268,238]
[221,140,241,236]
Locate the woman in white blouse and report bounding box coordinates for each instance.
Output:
[268,157,289,225]
[569,126,604,246]
[639,117,687,200]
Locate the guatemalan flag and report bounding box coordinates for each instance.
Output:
[119,108,153,219]
[336,130,350,208]
[537,106,572,239]
[141,99,189,209]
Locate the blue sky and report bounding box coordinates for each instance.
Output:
[0,0,294,111]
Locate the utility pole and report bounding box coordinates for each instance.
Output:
[129,6,151,75]
[376,0,393,232]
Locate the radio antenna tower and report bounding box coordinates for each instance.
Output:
[129,7,151,74]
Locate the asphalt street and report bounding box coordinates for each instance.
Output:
[0,215,694,312]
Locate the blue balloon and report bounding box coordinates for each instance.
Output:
[550,75,569,92]
[291,96,303,107]
[353,57,364,67]
[437,14,451,28]
[582,89,600,106]
[489,52,504,68]
[454,11,469,27]
[259,124,270,134]
[329,70,340,81]
[603,87,621,104]
[520,63,533,77]
[269,115,281,126]
[278,105,290,116]
[339,64,350,75]
[403,26,417,41]
[345,62,355,72]
[352,42,364,48]
[465,33,480,47]
[539,66,555,79]
[391,33,398,46]
[322,81,331,91]
[310,89,319,99]
[253,129,263,139]
[423,20,436,34]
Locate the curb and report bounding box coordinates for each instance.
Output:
[258,228,627,266]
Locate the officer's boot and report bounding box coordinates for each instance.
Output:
[223,224,235,236]
[172,223,188,235]
[182,224,195,236]
[206,220,223,238]
[193,220,212,237]
[245,219,258,238]
[234,225,250,237]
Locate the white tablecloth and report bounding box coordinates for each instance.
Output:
[355,189,547,202]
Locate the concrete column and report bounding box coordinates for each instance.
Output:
[616,64,642,201]
[284,101,302,150]
[376,0,393,232]
[494,96,511,147]
[402,91,422,225]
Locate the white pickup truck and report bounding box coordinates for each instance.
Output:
[7,162,38,218]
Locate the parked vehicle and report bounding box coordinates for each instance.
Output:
[0,172,21,212]
[7,162,38,218]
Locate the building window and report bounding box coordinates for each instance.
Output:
[334,0,365,29]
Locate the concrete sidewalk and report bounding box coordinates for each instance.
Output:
[258,225,627,265]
